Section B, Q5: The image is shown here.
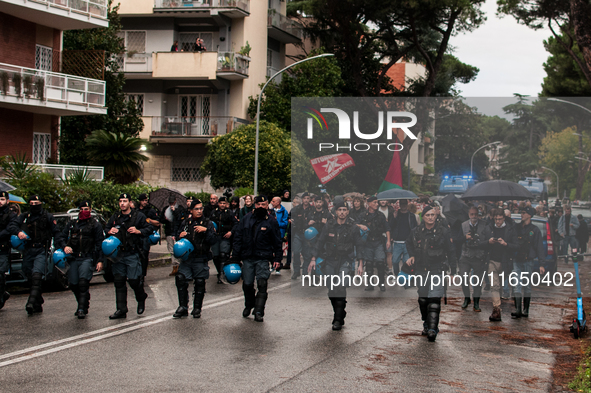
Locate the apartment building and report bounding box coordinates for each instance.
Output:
[0,0,108,163]
[116,0,302,193]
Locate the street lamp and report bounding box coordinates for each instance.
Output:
[253,53,335,196]
[471,141,501,178]
[575,156,591,163]
[541,166,559,200]
[548,98,591,116]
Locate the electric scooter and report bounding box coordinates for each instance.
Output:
[570,248,587,339]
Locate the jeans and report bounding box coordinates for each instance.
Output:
[562,235,579,259]
[391,242,409,276]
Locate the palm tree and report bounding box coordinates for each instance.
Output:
[85,130,149,184]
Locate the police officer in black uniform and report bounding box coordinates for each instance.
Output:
[309,201,363,330]
[173,199,216,318]
[0,191,19,310]
[359,196,390,291]
[16,195,61,315]
[290,192,313,280]
[137,193,160,283]
[57,201,104,319]
[105,193,152,319]
[405,205,457,342]
[232,196,282,322]
[210,196,238,284]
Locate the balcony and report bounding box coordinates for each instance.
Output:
[266,66,282,83]
[0,62,106,116]
[153,0,249,18]
[216,52,250,80]
[116,52,153,77]
[36,164,104,180]
[267,11,303,43]
[0,0,109,30]
[148,116,249,143]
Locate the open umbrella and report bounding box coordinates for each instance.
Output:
[9,194,25,204]
[376,188,418,200]
[461,180,534,202]
[148,188,186,211]
[0,180,16,193]
[440,194,469,226]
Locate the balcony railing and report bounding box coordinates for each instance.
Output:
[217,52,250,76]
[27,0,108,19]
[0,62,106,108]
[116,52,153,73]
[154,0,249,13]
[267,11,303,40]
[150,116,248,137]
[266,66,282,83]
[35,164,104,181]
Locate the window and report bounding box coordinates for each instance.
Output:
[126,94,144,115]
[36,45,53,71]
[179,33,213,52]
[172,156,203,182]
[33,133,51,164]
[179,95,211,135]
[118,31,146,53]
[418,144,425,164]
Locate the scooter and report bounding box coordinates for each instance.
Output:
[570,248,587,339]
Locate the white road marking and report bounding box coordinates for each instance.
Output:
[0,282,291,368]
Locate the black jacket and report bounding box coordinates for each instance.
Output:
[176,216,216,258]
[0,205,19,254]
[406,221,458,273]
[57,217,104,262]
[17,209,60,248]
[106,210,152,254]
[232,211,282,263]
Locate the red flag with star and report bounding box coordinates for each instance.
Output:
[310,154,355,184]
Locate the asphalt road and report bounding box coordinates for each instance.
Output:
[0,257,583,392]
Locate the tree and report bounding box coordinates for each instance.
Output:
[498,0,591,93]
[541,32,591,96]
[200,122,291,196]
[539,126,591,198]
[247,52,345,132]
[85,130,149,184]
[59,1,143,165]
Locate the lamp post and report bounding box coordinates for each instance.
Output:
[253,53,335,196]
[471,141,501,178]
[541,166,559,200]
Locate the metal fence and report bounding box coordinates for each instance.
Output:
[217,52,250,75]
[31,0,108,19]
[150,116,249,136]
[154,0,249,12]
[34,164,104,181]
[268,12,303,40]
[0,62,106,108]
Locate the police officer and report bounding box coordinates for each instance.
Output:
[16,195,61,315]
[210,196,238,284]
[0,192,19,310]
[359,196,390,291]
[57,201,104,319]
[173,199,216,319]
[459,206,492,312]
[137,193,160,282]
[290,192,313,280]
[511,206,546,318]
[309,201,363,330]
[105,193,152,319]
[232,196,282,322]
[405,205,457,342]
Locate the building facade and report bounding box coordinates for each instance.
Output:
[0,0,108,163]
[116,0,302,193]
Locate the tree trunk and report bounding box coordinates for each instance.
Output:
[570,0,591,83]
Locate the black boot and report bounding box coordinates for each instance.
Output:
[192,278,206,318]
[109,275,128,319]
[426,299,441,342]
[473,297,481,312]
[461,297,471,309]
[364,261,374,291]
[522,297,531,318]
[253,278,268,322]
[173,274,189,318]
[26,273,43,315]
[511,296,523,319]
[129,278,147,315]
[242,282,256,317]
[0,274,9,310]
[77,278,90,319]
[377,263,386,292]
[331,298,347,331]
[418,297,429,335]
[213,257,224,284]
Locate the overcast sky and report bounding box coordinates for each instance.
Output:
[451,0,552,98]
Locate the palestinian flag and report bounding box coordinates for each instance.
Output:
[378,148,403,193]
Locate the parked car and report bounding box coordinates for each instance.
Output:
[6,209,113,289]
[511,214,557,274]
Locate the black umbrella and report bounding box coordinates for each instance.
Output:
[0,180,16,193]
[148,188,187,211]
[376,188,418,200]
[441,194,469,226]
[461,180,534,202]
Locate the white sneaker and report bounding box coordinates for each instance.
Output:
[274,270,281,275]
